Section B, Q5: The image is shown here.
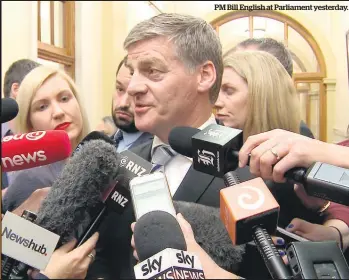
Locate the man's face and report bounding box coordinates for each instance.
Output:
[112,64,138,133]
[125,37,199,138]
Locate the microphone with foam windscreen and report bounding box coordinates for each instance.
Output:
[7,139,124,279]
[71,130,116,157]
[173,201,245,273]
[133,210,206,279]
[1,130,71,172]
[169,125,349,206]
[1,98,19,124]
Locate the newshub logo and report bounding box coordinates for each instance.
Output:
[2,227,48,256]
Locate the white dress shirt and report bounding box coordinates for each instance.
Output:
[151,114,217,196]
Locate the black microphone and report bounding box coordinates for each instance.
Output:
[169,125,349,205]
[1,98,19,124]
[71,130,116,157]
[173,201,245,273]
[133,210,206,279]
[8,139,124,279]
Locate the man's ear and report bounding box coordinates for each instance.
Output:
[197,61,216,94]
[11,83,20,99]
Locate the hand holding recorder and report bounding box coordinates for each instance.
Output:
[238,129,349,182]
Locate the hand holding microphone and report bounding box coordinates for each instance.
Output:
[34,232,99,280]
[130,214,240,279]
[238,129,349,182]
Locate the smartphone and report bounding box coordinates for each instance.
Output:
[130,172,176,220]
[276,226,309,243]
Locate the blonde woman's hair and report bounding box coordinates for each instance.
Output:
[223,51,300,141]
[14,66,90,148]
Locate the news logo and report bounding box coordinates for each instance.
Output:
[2,131,46,142]
[1,150,47,169]
[2,227,47,256]
[203,128,224,138]
[197,149,215,167]
[26,131,46,141]
[134,248,205,279]
[237,186,265,210]
[120,156,128,168]
[118,150,152,178]
[2,212,60,270]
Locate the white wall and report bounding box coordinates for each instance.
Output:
[1,1,38,97]
[75,1,104,131]
[330,10,349,141]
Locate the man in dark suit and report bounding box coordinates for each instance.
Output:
[87,13,228,279]
[111,57,153,151]
[87,16,321,280]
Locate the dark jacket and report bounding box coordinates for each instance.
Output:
[87,124,323,279]
[111,131,154,151]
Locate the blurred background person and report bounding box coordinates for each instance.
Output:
[2,59,41,190]
[2,65,90,213]
[111,57,153,152]
[228,37,314,139]
[95,115,117,137]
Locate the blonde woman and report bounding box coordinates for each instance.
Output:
[215,50,300,142]
[214,51,348,267]
[3,66,90,212]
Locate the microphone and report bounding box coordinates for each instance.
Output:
[220,177,291,279]
[169,125,349,206]
[7,139,123,279]
[71,130,116,157]
[133,210,205,279]
[1,130,71,172]
[173,201,245,273]
[1,98,19,124]
[35,139,122,244]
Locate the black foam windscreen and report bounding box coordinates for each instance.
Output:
[168,126,199,158]
[1,98,19,124]
[35,139,121,244]
[134,210,187,262]
[72,130,116,157]
[174,201,245,273]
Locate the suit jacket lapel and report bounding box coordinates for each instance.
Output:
[129,133,154,150]
[173,165,215,203]
[129,141,152,161]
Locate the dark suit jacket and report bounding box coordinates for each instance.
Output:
[111,131,154,151]
[87,128,323,279]
[87,140,229,279]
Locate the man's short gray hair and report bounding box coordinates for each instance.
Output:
[123,13,223,104]
[227,38,293,77]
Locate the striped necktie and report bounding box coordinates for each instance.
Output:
[151,145,177,173]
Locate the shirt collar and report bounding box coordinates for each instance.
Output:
[151,114,217,157]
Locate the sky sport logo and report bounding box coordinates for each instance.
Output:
[2,227,48,256]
